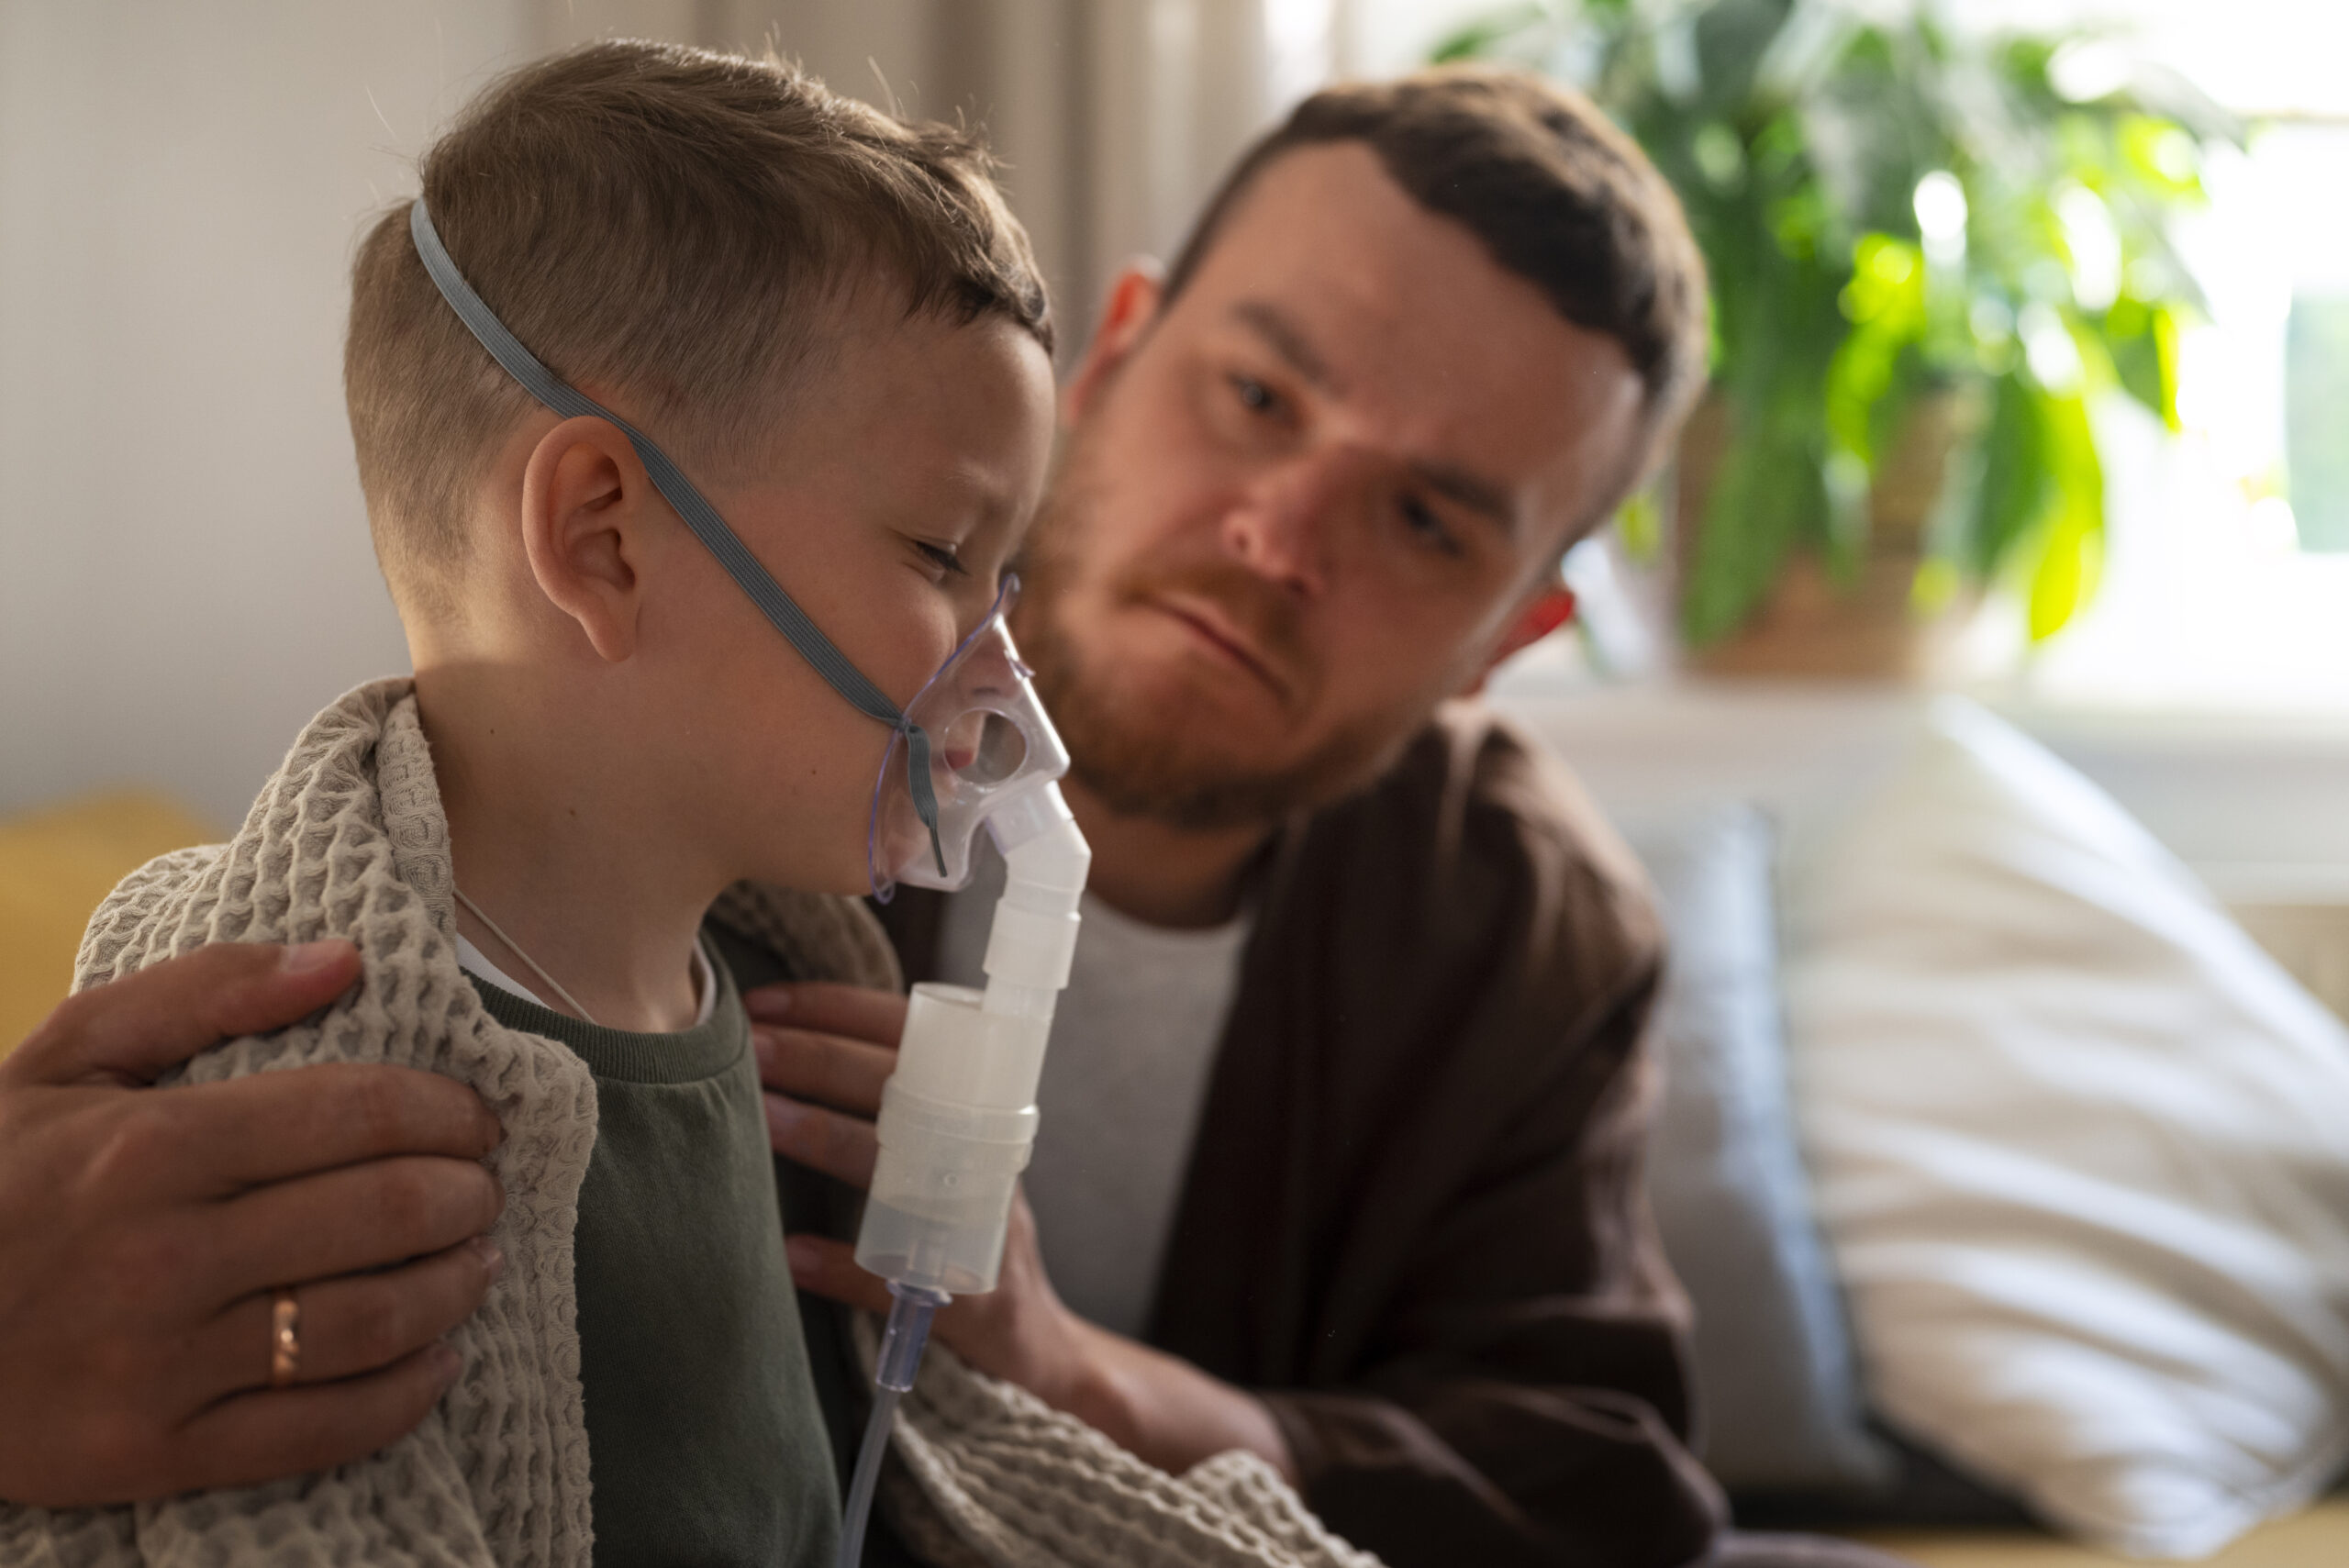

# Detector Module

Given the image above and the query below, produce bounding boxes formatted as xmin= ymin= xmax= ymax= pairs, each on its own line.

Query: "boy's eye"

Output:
xmin=915 ymin=540 xmax=971 ymax=580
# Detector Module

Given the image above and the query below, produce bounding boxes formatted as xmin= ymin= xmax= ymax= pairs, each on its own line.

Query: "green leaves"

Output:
xmin=1965 ymin=372 xmax=2105 ymax=639
xmin=1443 ymin=0 xmax=2218 ymax=647
xmin=1827 ymin=234 xmax=1926 ymax=468
xmin=2025 ymin=390 xmax=2105 ymax=640
xmin=1685 ymin=395 xmax=1829 ymax=643
xmin=2100 ymin=294 xmax=2183 ymax=430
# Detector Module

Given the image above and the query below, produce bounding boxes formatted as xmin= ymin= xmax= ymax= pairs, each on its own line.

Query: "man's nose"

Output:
xmin=1220 ymin=450 xmax=1359 ymax=597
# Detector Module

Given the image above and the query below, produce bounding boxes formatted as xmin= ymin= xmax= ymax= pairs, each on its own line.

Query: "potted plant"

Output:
xmin=1439 ymin=0 xmax=2236 ymax=671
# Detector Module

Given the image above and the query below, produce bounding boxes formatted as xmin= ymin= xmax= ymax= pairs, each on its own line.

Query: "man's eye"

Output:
xmin=1230 ymin=374 xmax=1278 ymax=415
xmin=1399 ymin=495 xmax=1462 ymax=557
xmin=915 ymin=540 xmax=970 ymax=579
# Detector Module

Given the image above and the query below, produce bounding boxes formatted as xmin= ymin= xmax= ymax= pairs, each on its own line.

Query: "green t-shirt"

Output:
xmin=467 ymin=940 xmax=840 ymax=1568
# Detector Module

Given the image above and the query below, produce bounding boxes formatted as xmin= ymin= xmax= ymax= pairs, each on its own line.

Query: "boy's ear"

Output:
xmin=1458 ymin=585 xmax=1576 ymax=698
xmin=518 ymin=416 xmax=653 ymax=662
xmin=1063 ymin=261 xmax=1165 ymax=426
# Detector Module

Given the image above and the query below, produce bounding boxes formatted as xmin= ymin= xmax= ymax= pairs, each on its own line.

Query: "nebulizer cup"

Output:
xmin=844 ymin=577 xmax=1091 ymax=1565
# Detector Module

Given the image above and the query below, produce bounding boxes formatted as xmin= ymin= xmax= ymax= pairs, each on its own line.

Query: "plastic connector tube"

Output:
xmin=837 ymin=1283 xmax=949 ymax=1568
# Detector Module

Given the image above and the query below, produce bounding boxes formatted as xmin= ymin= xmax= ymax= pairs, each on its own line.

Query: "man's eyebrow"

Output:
xmin=1232 ymin=300 xmax=1339 ymax=392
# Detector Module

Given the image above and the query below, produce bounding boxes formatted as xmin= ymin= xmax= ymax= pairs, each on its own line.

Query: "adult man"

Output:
xmin=1 ymin=67 xmax=1892 ymax=1568
xmin=763 ymin=72 xmax=1724 ymax=1568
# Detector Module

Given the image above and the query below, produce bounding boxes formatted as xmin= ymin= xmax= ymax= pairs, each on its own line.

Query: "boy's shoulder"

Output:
xmin=74 ymin=841 xmax=232 ymax=992
xmin=61 ymin=675 xmax=597 ymax=1133
xmin=74 ymin=677 xmax=430 ymax=995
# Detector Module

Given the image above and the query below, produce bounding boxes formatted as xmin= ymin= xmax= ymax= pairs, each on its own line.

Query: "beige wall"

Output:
xmin=0 ymin=1 xmax=532 ymax=828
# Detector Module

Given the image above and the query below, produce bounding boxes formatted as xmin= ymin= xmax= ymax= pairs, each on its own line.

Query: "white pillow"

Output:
xmin=1785 ymin=696 xmax=2349 ymax=1558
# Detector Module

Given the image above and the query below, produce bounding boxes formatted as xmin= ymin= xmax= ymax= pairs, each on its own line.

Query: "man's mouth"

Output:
xmin=1148 ymin=594 xmax=1293 ymax=704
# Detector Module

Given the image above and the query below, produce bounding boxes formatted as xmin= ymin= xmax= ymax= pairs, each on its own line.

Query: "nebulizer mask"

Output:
xmin=867 ymin=576 xmax=1073 ymax=898
xmin=411 ymin=203 xmax=1090 ymax=1567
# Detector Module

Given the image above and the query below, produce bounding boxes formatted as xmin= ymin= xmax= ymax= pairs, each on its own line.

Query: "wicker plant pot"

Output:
xmin=1675 ymin=392 xmax=1976 ymax=682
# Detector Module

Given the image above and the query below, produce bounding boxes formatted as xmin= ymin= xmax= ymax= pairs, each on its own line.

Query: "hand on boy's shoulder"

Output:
xmin=0 ymin=942 xmax=506 ymax=1507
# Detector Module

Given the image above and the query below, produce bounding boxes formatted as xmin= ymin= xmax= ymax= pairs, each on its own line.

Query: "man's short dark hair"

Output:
xmin=1165 ymin=67 xmax=1708 ymax=477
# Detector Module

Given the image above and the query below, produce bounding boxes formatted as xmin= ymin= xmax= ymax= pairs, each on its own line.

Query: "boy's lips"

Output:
xmin=1148 ymin=593 xmax=1292 ymax=704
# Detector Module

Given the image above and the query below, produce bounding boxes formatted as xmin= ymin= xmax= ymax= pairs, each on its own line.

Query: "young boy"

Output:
xmin=13 ymin=40 xmax=1051 ymax=1568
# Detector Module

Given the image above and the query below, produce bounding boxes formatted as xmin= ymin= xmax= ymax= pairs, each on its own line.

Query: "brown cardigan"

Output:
xmin=878 ymin=702 xmax=1727 ymax=1568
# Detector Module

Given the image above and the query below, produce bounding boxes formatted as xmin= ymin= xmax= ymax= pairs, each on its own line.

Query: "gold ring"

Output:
xmin=269 ymin=1289 xmax=301 ymax=1388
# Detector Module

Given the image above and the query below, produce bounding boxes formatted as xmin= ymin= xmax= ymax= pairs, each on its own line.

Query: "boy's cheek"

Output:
xmin=731 ymin=715 xmax=897 ymax=896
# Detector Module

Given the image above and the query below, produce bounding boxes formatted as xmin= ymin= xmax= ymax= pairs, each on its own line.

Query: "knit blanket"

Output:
xmin=0 ymin=679 xmax=1377 ymax=1568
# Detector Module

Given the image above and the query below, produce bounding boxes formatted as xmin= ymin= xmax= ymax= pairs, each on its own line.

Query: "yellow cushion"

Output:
xmin=0 ymin=791 xmax=218 ymax=1057
xmin=1853 ymin=1497 xmax=2349 ymax=1568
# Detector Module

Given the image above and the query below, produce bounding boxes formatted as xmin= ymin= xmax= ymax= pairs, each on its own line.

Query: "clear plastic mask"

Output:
xmin=869 ymin=576 xmax=1072 ymax=899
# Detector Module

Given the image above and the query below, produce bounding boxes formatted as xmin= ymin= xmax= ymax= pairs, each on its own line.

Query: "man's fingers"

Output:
xmin=7 ymin=941 xmax=362 ymax=1088
xmin=784 ymin=1234 xmax=892 ymax=1314
xmin=764 ymin=1094 xmax=878 ymax=1188
xmin=178 ymin=1064 xmax=501 ymax=1189
xmin=170 ymin=1342 xmax=464 ymax=1498
xmin=196 ymin=1238 xmax=503 ymax=1404
xmin=752 ymin=1026 xmax=895 ymax=1117
xmin=744 ymin=982 xmax=907 ymax=1048
xmin=205 ymin=1157 xmax=505 ymax=1306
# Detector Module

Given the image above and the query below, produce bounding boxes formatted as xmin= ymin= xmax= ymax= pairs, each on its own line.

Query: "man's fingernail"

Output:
xmin=752 ymin=1032 xmax=774 ymax=1069
xmin=750 ymin=989 xmax=791 ymax=1018
xmin=472 ymin=1236 xmax=507 ymax=1282
xmin=785 ymin=1236 xmax=822 ymax=1273
xmin=429 ymin=1342 xmax=462 ymax=1388
xmin=281 ymin=940 xmax=352 ymax=974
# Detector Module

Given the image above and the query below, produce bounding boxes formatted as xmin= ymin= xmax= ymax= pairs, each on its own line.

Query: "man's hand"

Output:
xmin=750 ymin=981 xmax=1297 ymax=1484
xmin=0 ymin=941 xmax=507 ymax=1507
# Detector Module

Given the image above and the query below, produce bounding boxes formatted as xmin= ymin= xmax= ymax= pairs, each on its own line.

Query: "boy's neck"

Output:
xmin=416 ymin=663 xmax=716 ymax=1034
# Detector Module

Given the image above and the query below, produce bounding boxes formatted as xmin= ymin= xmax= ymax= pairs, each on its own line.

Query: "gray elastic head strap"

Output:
xmin=406 ymin=199 xmax=945 ymax=877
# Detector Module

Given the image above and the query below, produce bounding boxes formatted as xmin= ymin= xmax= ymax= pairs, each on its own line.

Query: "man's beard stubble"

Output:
xmin=1012 ymin=416 xmax=1419 ymax=833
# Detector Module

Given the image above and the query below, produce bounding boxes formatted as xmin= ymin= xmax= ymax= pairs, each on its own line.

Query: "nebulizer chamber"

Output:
xmin=860 ymin=784 xmax=1086 ymax=1293
xmin=840 ymin=586 xmax=1090 ymax=1566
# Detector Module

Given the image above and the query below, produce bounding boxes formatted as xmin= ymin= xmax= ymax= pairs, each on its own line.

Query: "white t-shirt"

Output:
xmin=937 ymin=842 xmax=1252 ymax=1338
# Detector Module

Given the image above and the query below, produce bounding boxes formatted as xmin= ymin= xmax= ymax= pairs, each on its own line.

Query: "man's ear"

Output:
xmin=1459 ymin=585 xmax=1577 ymax=697
xmin=1063 ymin=261 xmax=1165 ymax=426
xmin=517 ymin=416 xmax=653 ymax=663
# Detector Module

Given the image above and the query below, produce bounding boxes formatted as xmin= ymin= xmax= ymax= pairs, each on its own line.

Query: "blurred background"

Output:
xmin=7 ymin=10 xmax=2349 ymax=1560
xmin=2 ymin=0 xmax=2345 ymax=962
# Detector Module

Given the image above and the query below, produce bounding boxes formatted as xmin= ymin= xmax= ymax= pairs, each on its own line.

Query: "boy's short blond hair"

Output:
xmin=345 ymin=40 xmax=1052 ymax=611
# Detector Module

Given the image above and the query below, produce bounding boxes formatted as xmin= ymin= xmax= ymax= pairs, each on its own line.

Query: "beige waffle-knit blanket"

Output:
xmin=0 ymin=679 xmax=1375 ymax=1568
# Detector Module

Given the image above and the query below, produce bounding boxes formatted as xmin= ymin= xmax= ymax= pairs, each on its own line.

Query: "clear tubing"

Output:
xmin=837 ymin=1284 xmax=948 ymax=1568
xmin=836 ymin=1385 xmax=898 ymax=1568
